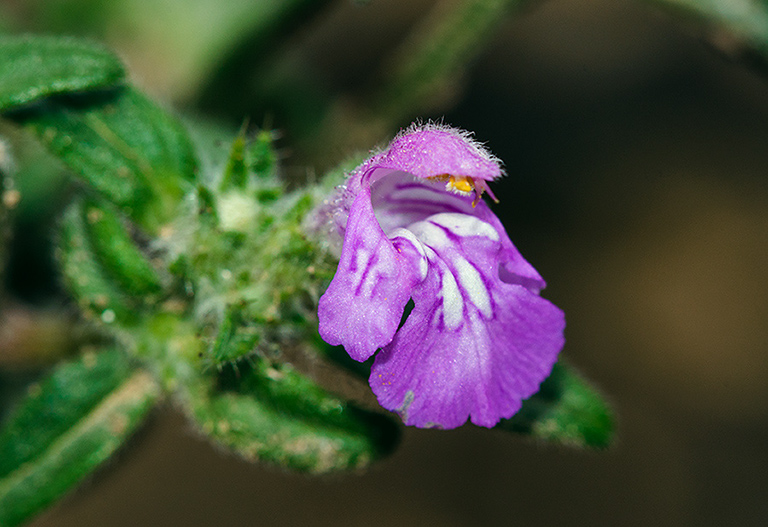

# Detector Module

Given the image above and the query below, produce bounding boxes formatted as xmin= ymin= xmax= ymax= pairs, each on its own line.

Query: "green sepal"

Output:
xmin=186 ymin=357 xmax=399 ymax=474
xmin=248 ymin=130 xmax=278 ymax=179
xmin=9 ymin=86 xmax=197 ymax=233
xmin=0 ymin=348 xmax=161 ymax=527
xmin=210 ymin=307 xmax=260 ymax=364
xmin=81 ymin=198 xmax=163 ymax=299
xmin=497 ymin=361 xmax=614 ymax=449
xmin=219 ymin=132 xmax=248 ymax=192
xmin=58 ymin=198 xmax=137 ymax=324
xmin=219 ymin=129 xmax=279 ymax=193
xmin=0 ymin=35 xmax=125 ymax=112
xmin=196 ymin=184 xmax=218 ymax=224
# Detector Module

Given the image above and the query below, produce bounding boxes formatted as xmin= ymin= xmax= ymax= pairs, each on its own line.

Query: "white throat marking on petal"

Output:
xmin=427 ymin=213 xmax=499 ymax=242
xmin=387 ymin=185 xmax=459 ymax=205
xmin=352 ymin=244 xmax=370 ymax=279
xmin=439 ymin=265 xmax=464 ymax=330
xmin=389 ymin=228 xmax=429 ymax=280
xmin=404 ymin=213 xmax=499 ymax=327
xmin=453 ymin=255 xmax=493 ymax=319
xmin=407 ymin=220 xmax=452 ymax=251
xmin=352 ymin=247 xmax=378 ymax=298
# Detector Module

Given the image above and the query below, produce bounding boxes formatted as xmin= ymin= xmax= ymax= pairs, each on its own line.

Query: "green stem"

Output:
xmin=301 ymin=0 xmax=538 ymax=167
xmin=195 ymin=0 xmax=335 ymax=118
xmin=372 ymin=0 xmax=534 ymax=121
xmin=646 ymin=0 xmax=768 ymax=63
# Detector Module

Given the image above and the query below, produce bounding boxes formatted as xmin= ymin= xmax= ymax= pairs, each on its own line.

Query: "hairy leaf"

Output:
xmin=9 ymin=87 xmax=197 ymax=232
xmin=59 ymin=198 xmax=139 ymax=324
xmin=0 ymin=349 xmax=160 ymax=527
xmin=0 ymin=35 xmax=125 ymax=111
xmin=186 ymin=358 xmax=399 ymax=474
xmin=497 ymin=361 xmax=615 ymax=449
xmin=81 ymin=198 xmax=163 ymax=298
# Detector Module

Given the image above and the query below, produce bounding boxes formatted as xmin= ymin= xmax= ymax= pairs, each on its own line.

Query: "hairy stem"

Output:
xmin=646 ymin=0 xmax=768 ymax=68
xmin=302 ymin=0 xmax=538 ymax=167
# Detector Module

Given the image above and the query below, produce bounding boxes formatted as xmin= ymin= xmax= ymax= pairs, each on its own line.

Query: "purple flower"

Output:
xmin=315 ymin=123 xmax=565 ymax=429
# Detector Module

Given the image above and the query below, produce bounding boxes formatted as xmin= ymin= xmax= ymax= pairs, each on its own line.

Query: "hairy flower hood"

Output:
xmin=314 ymin=123 xmax=565 ymax=429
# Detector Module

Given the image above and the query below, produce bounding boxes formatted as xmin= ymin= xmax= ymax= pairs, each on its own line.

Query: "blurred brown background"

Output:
xmin=7 ymin=0 xmax=768 ymax=525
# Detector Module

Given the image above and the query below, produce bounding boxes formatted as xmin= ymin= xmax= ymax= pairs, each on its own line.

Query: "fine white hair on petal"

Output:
xmin=398 ymin=120 xmax=506 ymax=177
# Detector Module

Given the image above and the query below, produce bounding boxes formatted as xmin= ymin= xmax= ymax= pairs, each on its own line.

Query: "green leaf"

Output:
xmin=0 ymin=349 xmax=161 ymax=527
xmin=59 ymin=198 xmax=140 ymax=325
xmin=130 ymin=311 xmax=398 ymax=474
xmin=0 ymin=349 xmax=130 ymax=477
xmin=81 ymin=198 xmax=163 ymax=298
xmin=9 ymin=86 xmax=197 ymax=232
xmin=0 ymin=35 xmax=125 ymax=112
xmin=186 ymin=357 xmax=399 ymax=474
xmin=497 ymin=362 xmax=614 ymax=449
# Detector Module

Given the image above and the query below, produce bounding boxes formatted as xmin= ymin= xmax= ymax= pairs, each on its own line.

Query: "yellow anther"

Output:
xmin=426 ymin=173 xmax=498 ymax=207
xmin=448 ymin=175 xmax=474 ymax=193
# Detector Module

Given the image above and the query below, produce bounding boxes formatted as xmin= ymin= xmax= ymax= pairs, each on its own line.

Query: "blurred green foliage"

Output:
xmin=3 ymin=0 xmax=762 ymax=522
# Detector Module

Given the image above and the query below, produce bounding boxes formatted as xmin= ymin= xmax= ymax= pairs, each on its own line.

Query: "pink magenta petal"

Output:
xmin=318 ymin=184 xmax=427 ymax=361
xmin=315 ymin=123 xmax=564 ymax=428
xmin=369 ymin=218 xmax=564 ymax=428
